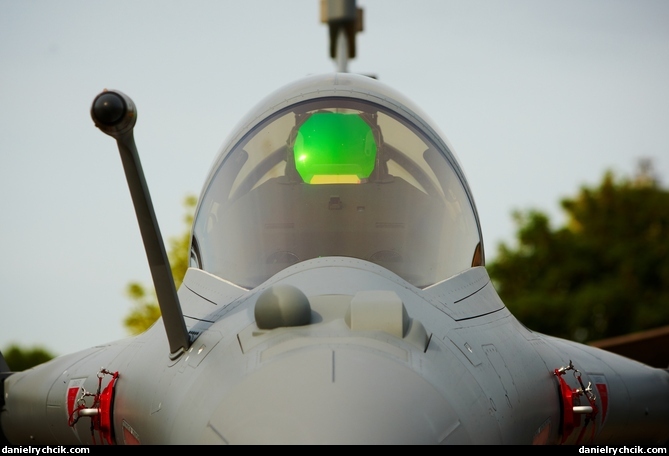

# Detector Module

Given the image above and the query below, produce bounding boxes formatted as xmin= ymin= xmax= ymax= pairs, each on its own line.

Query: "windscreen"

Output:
xmin=191 ymin=97 xmax=481 ymax=289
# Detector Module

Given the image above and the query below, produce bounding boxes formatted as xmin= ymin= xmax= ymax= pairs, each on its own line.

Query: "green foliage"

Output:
xmin=488 ymin=163 xmax=669 ymax=342
xmin=3 ymin=344 xmax=55 ymax=371
xmin=123 ymin=195 xmax=197 ymax=335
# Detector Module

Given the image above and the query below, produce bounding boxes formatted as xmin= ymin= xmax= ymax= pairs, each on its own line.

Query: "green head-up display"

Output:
xmin=294 ymin=112 xmax=377 ymax=184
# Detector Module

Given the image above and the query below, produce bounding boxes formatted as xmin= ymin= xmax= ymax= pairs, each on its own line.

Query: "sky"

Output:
xmin=2 ymin=0 xmax=668 ymax=356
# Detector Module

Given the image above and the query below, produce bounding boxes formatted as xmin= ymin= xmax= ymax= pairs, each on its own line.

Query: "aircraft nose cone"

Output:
xmin=201 ymin=346 xmax=470 ymax=444
xmin=91 ymin=92 xmax=126 ymax=126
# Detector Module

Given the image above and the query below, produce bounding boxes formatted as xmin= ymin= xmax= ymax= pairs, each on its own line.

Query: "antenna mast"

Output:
xmin=321 ymin=0 xmax=363 ymax=72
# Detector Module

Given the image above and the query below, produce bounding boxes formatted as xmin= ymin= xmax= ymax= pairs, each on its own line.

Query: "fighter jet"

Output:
xmin=2 ymin=1 xmax=668 ymax=445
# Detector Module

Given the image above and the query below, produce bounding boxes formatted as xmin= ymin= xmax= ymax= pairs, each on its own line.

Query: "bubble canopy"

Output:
xmin=191 ymin=74 xmax=484 ymax=289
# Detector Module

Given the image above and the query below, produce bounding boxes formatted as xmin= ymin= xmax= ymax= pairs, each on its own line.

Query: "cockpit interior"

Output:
xmin=192 ymin=83 xmax=482 ymax=289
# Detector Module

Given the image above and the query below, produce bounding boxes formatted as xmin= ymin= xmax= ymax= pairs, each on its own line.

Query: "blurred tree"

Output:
xmin=123 ymin=195 xmax=197 ymax=335
xmin=488 ymin=161 xmax=669 ymax=342
xmin=3 ymin=344 xmax=55 ymax=371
